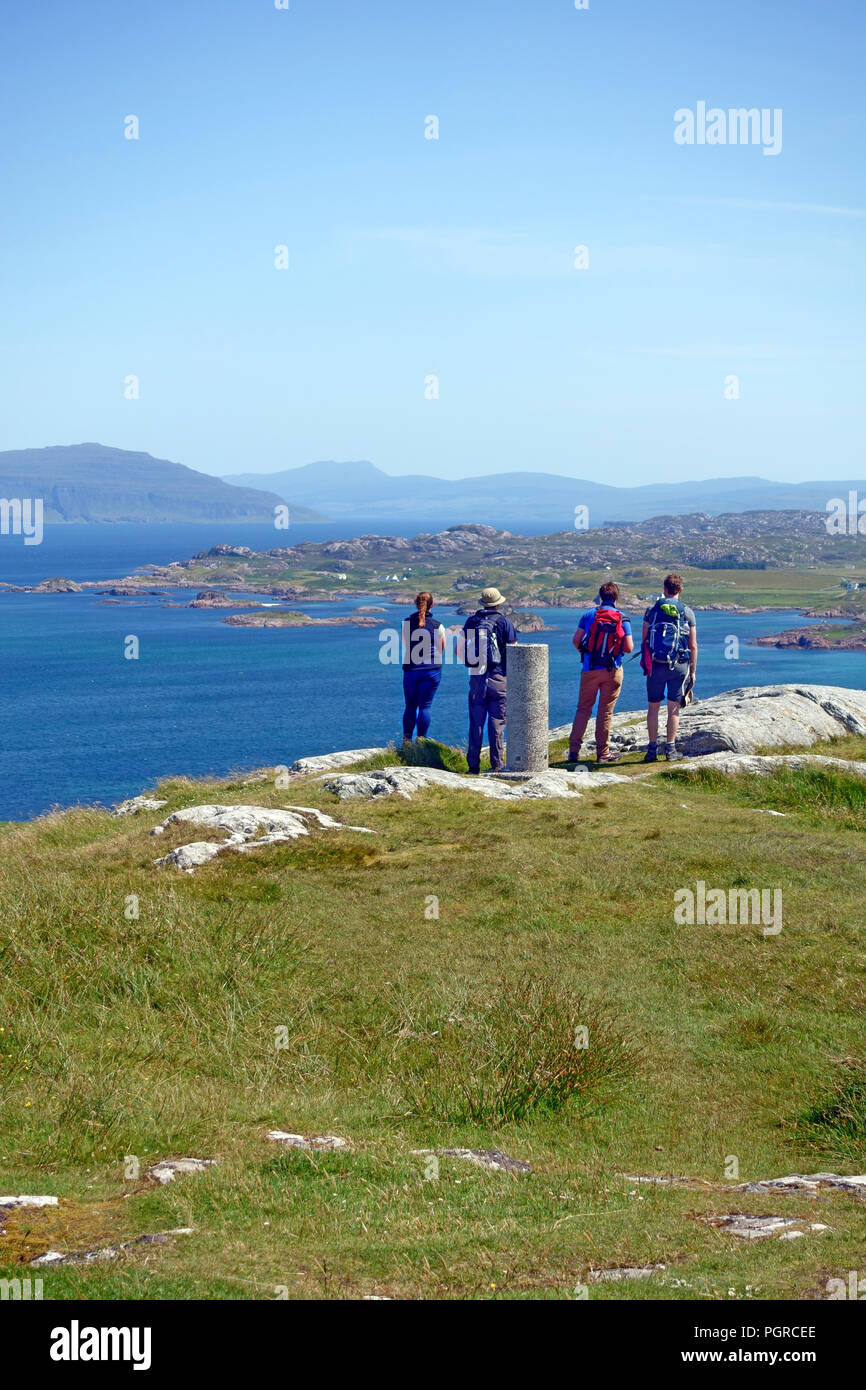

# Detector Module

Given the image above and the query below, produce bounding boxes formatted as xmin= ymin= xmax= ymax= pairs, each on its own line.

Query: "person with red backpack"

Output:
xmin=567 ymin=581 xmax=634 ymax=764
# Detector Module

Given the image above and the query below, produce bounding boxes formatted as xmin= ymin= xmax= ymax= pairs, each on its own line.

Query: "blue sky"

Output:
xmin=1 ymin=0 xmax=864 ymax=485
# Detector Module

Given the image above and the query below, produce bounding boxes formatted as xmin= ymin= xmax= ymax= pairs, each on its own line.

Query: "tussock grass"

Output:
xmin=349 ymin=738 xmax=476 ymax=774
xmin=665 ymin=762 xmax=866 ymax=829
xmin=395 ymin=977 xmax=636 ymax=1125
xmin=792 ymin=1063 xmax=866 ymax=1168
xmin=2 ymin=741 xmax=866 ymax=1299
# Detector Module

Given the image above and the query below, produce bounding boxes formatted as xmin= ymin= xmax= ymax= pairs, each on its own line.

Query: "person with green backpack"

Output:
xmin=641 ymin=573 xmax=698 ymax=762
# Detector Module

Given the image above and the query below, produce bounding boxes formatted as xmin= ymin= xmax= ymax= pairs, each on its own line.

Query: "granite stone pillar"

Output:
xmin=506 ymin=644 xmax=549 ymax=772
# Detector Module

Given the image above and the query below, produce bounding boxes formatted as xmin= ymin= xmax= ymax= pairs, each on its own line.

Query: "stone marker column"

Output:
xmin=506 ymin=644 xmax=549 ymax=772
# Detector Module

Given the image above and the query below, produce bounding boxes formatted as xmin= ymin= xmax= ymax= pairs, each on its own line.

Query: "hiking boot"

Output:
xmin=597 ymin=751 xmax=621 ymax=764
xmin=643 ymin=742 xmax=658 ymax=763
xmin=567 ymin=748 xmax=581 ymax=762
xmin=664 ymin=744 xmax=683 ymax=762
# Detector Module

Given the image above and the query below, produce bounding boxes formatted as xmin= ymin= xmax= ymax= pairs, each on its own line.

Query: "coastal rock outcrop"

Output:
xmin=324 ymin=766 xmax=628 ymax=801
xmin=558 ymin=684 xmax=866 ymax=758
xmin=676 ymin=752 xmax=866 ymax=779
xmin=34 ymin=577 xmax=82 ymax=592
xmin=223 ymin=611 xmax=380 ymax=628
xmin=187 ymin=590 xmax=262 ymax=609
xmin=152 ymin=802 xmax=373 ymax=871
xmin=292 ymin=748 xmax=389 ymax=774
xmin=112 ymin=795 xmax=168 ymax=816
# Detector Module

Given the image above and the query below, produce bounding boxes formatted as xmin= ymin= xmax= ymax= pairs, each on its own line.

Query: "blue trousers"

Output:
xmin=402 ymin=668 xmax=442 ymax=740
xmin=467 ymin=671 xmax=507 ymax=773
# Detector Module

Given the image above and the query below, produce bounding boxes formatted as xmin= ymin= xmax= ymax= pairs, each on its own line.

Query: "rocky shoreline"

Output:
xmin=291 ymin=683 xmax=866 ymax=771
xmin=751 ymin=622 xmax=866 ymax=651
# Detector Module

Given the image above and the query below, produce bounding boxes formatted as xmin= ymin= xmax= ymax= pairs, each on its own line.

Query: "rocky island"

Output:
xmin=8 ymin=512 xmax=866 ymax=644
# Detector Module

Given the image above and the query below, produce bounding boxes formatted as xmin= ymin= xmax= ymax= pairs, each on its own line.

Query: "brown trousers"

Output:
xmin=569 ymin=666 xmax=624 ymax=758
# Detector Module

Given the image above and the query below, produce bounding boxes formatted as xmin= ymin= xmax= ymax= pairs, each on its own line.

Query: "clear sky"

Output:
xmin=1 ymin=0 xmax=864 ymax=485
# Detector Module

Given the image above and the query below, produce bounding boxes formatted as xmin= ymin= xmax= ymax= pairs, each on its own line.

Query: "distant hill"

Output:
xmin=0 ymin=444 xmax=328 ymax=523
xmin=223 ymin=460 xmax=865 ymax=527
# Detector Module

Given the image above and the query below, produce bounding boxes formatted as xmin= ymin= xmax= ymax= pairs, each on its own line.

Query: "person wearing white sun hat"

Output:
xmin=461 ymin=586 xmax=517 ymax=774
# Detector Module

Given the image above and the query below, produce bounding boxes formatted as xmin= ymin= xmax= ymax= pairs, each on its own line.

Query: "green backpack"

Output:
xmin=647 ymin=599 xmax=690 ymax=668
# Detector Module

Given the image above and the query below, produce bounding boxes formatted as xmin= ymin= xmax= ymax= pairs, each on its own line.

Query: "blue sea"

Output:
xmin=2 ymin=523 xmax=864 ymax=821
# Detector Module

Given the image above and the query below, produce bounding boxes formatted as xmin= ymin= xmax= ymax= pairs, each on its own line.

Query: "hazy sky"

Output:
xmin=1 ymin=0 xmax=864 ymax=485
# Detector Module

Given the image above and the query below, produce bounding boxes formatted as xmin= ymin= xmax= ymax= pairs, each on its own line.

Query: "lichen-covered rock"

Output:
xmin=292 ymin=748 xmax=389 ymax=774
xmin=145 ymin=1158 xmax=216 ymax=1184
xmin=325 ymin=766 xmax=626 ymax=802
xmin=701 ymin=1214 xmax=830 ymax=1241
xmin=156 ymin=840 xmax=224 ymax=872
xmin=0 ymin=1195 xmax=59 ymax=1209
xmin=677 ymin=752 xmax=866 ymax=779
xmin=267 ymin=1132 xmax=351 ymax=1151
xmin=412 ymin=1147 xmax=531 ymax=1174
xmin=739 ymin=1172 xmax=866 ymax=1197
xmin=111 ymin=795 xmax=168 ymax=816
xmin=554 ymin=684 xmax=866 ymax=757
xmin=623 ymin=1171 xmax=866 ymax=1199
xmin=153 ymin=803 xmax=372 ymax=871
xmin=30 ymin=1229 xmax=194 ymax=1265
xmin=589 ymin=1263 xmax=666 ymax=1281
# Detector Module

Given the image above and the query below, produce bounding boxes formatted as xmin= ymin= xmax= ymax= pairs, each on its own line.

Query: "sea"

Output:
xmin=2 ymin=521 xmax=864 ymax=822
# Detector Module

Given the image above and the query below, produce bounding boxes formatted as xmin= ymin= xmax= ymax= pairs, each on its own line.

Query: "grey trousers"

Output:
xmin=468 ymin=672 xmax=507 ymax=773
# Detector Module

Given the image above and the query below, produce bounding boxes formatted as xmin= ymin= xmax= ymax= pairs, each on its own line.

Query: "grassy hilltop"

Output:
xmin=2 ymin=738 xmax=865 ymax=1300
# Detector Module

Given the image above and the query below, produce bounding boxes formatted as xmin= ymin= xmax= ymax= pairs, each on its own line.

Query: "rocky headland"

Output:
xmin=752 ymin=622 xmax=866 ymax=651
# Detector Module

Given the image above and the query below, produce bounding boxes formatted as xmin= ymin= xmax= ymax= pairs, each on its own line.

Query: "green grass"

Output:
xmin=1 ymin=749 xmax=865 ymax=1300
xmin=666 ymin=763 xmax=866 ymax=830
xmin=792 ymin=1064 xmax=866 ymax=1169
xmin=352 ymin=737 xmax=473 ymax=775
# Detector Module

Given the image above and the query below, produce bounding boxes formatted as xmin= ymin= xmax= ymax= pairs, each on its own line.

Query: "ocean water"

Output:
xmin=1 ymin=525 xmax=865 ymax=820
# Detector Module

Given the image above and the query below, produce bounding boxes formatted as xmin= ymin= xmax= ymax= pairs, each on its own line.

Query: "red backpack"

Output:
xmin=579 ymin=606 xmax=627 ymax=670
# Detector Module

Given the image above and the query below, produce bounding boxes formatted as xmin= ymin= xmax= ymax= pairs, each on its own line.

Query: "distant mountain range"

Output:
xmin=224 ymin=460 xmax=865 ymax=526
xmin=0 ymin=444 xmax=327 ymax=524
xmin=3 ymin=446 xmax=861 ymax=530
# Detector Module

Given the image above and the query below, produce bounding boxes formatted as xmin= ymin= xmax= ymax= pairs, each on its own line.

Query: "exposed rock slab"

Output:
xmin=739 ymin=1172 xmax=866 ymax=1197
xmin=675 ymin=685 xmax=866 ymax=755
xmin=325 ymin=766 xmax=627 ymax=802
xmin=623 ymin=1172 xmax=866 ymax=1199
xmin=145 ymin=1157 xmax=216 ymax=1185
xmin=677 ymin=752 xmax=866 ymax=780
xmin=158 ymin=840 xmax=225 ymax=871
xmin=589 ymin=1263 xmax=666 ymax=1281
xmin=292 ymin=748 xmax=388 ymax=774
xmin=0 ymin=1195 xmax=59 ymax=1209
xmin=701 ymin=1214 xmax=830 ymax=1241
xmin=112 ymin=795 xmax=168 ymax=816
xmin=412 ymin=1147 xmax=531 ymax=1174
xmin=152 ymin=803 xmax=372 ymax=871
xmin=554 ymin=684 xmax=866 ymax=758
xmin=623 ymin=1174 xmax=702 ymax=1187
xmin=30 ymin=1229 xmax=194 ymax=1266
xmin=701 ymin=686 xmax=854 ymax=754
xmin=267 ymin=1131 xmax=351 ymax=1151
